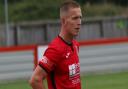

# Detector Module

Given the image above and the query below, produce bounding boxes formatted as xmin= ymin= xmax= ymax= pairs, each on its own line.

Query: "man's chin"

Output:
xmin=73 ymin=33 xmax=79 ymax=37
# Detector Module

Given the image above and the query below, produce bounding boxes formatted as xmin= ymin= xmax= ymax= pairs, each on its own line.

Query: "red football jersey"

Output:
xmin=39 ymin=36 xmax=81 ymax=89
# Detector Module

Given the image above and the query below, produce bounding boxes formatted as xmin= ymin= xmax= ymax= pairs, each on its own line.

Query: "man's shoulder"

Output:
xmin=48 ymin=37 xmax=65 ymax=52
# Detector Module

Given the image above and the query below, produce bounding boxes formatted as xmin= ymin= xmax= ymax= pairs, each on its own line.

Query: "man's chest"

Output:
xmin=55 ymin=46 xmax=80 ymax=76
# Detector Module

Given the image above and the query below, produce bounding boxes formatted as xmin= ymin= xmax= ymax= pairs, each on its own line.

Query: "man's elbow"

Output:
xmin=29 ymin=77 xmax=35 ymax=87
xmin=29 ymin=76 xmax=41 ymax=87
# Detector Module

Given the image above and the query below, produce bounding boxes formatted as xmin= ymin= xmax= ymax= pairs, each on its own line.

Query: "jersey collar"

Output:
xmin=58 ymin=35 xmax=73 ymax=46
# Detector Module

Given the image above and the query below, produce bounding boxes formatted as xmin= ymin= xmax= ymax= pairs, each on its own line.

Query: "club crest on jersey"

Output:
xmin=41 ymin=56 xmax=48 ymax=63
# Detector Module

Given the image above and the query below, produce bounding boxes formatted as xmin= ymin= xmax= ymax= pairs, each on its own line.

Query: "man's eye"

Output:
xmin=72 ymin=16 xmax=82 ymax=20
xmin=73 ymin=17 xmax=78 ymax=20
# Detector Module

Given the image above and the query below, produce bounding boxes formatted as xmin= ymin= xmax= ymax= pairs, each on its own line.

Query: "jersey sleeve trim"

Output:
xmin=39 ymin=63 xmax=49 ymax=73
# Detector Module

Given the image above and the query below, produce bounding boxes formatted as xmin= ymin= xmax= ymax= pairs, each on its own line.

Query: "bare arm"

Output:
xmin=29 ymin=65 xmax=47 ymax=89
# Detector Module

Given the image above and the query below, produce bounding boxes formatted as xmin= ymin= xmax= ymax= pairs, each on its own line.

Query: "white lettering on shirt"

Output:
xmin=68 ymin=63 xmax=80 ymax=77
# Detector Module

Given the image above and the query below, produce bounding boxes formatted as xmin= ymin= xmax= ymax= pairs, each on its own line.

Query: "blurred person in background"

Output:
xmin=29 ymin=0 xmax=82 ymax=89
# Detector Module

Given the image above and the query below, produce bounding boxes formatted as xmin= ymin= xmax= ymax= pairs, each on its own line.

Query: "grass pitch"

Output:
xmin=0 ymin=71 xmax=128 ymax=89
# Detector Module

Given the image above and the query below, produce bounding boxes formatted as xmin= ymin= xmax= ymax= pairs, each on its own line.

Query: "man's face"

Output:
xmin=64 ymin=7 xmax=82 ymax=36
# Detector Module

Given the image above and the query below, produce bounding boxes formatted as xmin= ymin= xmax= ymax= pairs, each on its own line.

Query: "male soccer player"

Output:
xmin=29 ymin=0 xmax=82 ymax=89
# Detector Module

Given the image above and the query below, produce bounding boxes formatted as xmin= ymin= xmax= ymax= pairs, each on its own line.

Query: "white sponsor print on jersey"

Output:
xmin=72 ymin=78 xmax=80 ymax=84
xmin=68 ymin=63 xmax=81 ymax=84
xmin=68 ymin=63 xmax=80 ymax=77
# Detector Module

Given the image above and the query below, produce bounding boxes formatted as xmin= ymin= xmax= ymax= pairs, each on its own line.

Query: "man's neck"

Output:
xmin=59 ymin=32 xmax=73 ymax=44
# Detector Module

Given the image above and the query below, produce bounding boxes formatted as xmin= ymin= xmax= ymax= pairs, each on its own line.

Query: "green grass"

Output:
xmin=0 ymin=80 xmax=31 ymax=89
xmin=82 ymin=71 xmax=128 ymax=89
xmin=0 ymin=71 xmax=128 ymax=89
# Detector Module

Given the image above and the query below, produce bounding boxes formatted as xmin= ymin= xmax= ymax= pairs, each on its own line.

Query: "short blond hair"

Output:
xmin=60 ymin=0 xmax=80 ymax=18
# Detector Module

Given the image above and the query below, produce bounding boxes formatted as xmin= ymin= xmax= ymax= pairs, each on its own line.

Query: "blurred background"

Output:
xmin=0 ymin=0 xmax=128 ymax=89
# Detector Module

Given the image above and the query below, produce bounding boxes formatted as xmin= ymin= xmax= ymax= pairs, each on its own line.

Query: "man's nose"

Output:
xmin=77 ymin=19 xmax=81 ymax=25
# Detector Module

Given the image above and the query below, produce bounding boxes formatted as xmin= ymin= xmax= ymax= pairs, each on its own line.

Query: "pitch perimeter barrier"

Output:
xmin=79 ymin=37 xmax=128 ymax=74
xmin=0 ymin=37 xmax=128 ymax=81
xmin=0 ymin=45 xmax=37 ymax=81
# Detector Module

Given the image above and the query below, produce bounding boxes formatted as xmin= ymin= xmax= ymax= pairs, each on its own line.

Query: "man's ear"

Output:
xmin=61 ymin=18 xmax=66 ymax=25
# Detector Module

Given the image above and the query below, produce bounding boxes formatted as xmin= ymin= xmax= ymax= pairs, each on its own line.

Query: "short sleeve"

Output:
xmin=39 ymin=47 xmax=61 ymax=73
